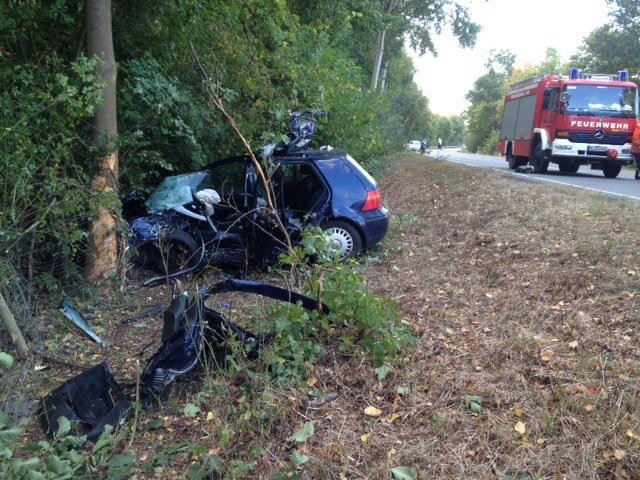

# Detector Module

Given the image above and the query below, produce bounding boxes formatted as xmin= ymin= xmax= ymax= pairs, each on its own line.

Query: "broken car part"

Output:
xmin=124 ymin=109 xmax=389 ymax=281
xmin=40 ymin=362 xmax=129 ymax=442
xmin=59 ymin=300 xmax=105 ymax=346
xmin=40 ymin=279 xmax=325 ymax=441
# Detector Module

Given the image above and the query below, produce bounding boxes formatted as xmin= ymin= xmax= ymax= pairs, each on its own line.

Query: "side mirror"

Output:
xmin=560 ymin=92 xmax=571 ymax=106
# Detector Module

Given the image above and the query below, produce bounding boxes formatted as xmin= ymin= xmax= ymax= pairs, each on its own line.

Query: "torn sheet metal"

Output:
xmin=59 ymin=300 xmax=105 ymax=345
xmin=40 ymin=280 xmax=325 ymax=442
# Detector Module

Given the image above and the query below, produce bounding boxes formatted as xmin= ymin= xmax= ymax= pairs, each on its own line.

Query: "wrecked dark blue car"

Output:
xmin=123 ymin=111 xmax=389 ymax=277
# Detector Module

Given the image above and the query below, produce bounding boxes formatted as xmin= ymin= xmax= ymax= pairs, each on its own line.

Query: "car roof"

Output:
xmin=275 ymin=148 xmax=347 ymax=164
xmin=205 ymin=149 xmax=348 ymax=170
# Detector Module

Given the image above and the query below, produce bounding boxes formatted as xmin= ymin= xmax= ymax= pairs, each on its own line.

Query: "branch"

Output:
xmin=190 ymin=42 xmax=294 ymax=254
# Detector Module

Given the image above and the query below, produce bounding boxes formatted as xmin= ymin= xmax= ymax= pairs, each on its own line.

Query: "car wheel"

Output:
xmin=558 ymin=160 xmax=580 ymax=174
xmin=146 ymin=230 xmax=202 ymax=274
xmin=602 ymin=163 xmax=621 ymax=178
xmin=322 ymin=221 xmax=363 ymax=261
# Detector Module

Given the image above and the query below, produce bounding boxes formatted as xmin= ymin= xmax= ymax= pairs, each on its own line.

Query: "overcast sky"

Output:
xmin=410 ymin=0 xmax=611 ymax=116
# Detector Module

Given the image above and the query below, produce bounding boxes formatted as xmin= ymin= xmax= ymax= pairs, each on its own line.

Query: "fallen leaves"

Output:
xmin=602 ymin=448 xmax=626 ymax=460
xmin=364 ymin=406 xmax=383 ymax=417
xmin=514 ymin=421 xmax=526 ymax=435
xmin=391 ymin=466 xmax=418 ymax=480
xmin=290 ymin=422 xmax=315 ymax=443
xmin=626 ymin=430 xmax=640 ymax=440
xmin=540 ymin=350 xmax=554 ymax=362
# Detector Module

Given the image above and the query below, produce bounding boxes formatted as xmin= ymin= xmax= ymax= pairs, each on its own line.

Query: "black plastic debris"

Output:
xmin=120 ymin=305 xmax=165 ymax=325
xmin=40 ymin=363 xmax=130 ymax=442
xmin=40 ymin=279 xmax=325 ymax=441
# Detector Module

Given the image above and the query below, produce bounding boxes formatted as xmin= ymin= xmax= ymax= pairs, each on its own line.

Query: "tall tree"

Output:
xmin=464 ymin=50 xmax=514 ymax=153
xmin=371 ymin=0 xmax=480 ymax=91
xmin=571 ymin=0 xmax=640 ymax=78
xmin=85 ymin=0 xmax=119 ymax=282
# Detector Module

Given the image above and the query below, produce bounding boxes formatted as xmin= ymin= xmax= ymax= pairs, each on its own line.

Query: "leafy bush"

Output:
xmin=0 ymin=55 xmax=105 ymax=306
xmin=260 ymin=228 xmax=415 ymax=381
xmin=118 ymin=56 xmax=204 ymax=193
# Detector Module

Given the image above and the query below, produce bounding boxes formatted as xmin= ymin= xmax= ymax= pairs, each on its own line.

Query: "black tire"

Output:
xmin=146 ymin=230 xmax=202 ymax=274
xmin=558 ymin=161 xmax=580 ymax=174
xmin=531 ymin=142 xmax=549 ymax=173
xmin=507 ymin=147 xmax=517 ymax=169
xmin=322 ymin=220 xmax=363 ymax=261
xmin=602 ymin=163 xmax=622 ymax=178
xmin=209 ymin=247 xmax=249 ymax=269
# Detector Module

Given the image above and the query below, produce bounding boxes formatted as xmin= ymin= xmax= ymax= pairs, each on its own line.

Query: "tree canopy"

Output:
xmin=1 ymin=0 xmax=452 ymax=292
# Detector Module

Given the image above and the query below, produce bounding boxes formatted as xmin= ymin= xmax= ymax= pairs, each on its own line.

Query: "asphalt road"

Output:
xmin=427 ymin=148 xmax=640 ymax=202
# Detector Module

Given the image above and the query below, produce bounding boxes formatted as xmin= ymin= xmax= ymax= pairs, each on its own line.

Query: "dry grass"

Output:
xmin=6 ymin=153 xmax=640 ymax=479
xmin=297 ymin=154 xmax=640 ymax=479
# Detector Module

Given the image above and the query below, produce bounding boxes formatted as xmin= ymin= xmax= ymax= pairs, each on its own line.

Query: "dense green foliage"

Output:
xmin=571 ymin=0 xmax=640 ymax=79
xmin=0 ymin=0 xmax=454 ymax=303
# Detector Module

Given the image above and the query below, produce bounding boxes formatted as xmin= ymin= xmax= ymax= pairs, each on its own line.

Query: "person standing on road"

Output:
xmin=632 ymin=123 xmax=640 ymax=179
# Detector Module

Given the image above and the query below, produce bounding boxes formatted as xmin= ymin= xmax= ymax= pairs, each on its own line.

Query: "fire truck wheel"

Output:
xmin=531 ymin=143 xmax=549 ymax=173
xmin=558 ymin=161 xmax=580 ymax=174
xmin=507 ymin=149 xmax=516 ymax=169
xmin=507 ymin=150 xmax=524 ymax=169
xmin=602 ymin=163 xmax=621 ymax=178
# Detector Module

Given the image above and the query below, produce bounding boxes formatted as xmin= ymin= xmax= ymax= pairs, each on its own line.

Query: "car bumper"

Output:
xmin=551 ymin=140 xmax=634 ymax=163
xmin=362 ymin=205 xmax=390 ymax=246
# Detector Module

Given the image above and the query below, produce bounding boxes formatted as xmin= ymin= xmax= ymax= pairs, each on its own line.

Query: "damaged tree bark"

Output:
xmin=0 ymin=291 xmax=29 ymax=358
xmin=85 ymin=0 xmax=120 ymax=283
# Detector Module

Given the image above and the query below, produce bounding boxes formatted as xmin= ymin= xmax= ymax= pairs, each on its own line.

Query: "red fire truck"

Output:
xmin=498 ymin=69 xmax=638 ymax=178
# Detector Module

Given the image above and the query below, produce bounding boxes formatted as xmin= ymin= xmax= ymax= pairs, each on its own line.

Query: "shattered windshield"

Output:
xmin=564 ymin=84 xmax=637 ymax=117
xmin=145 ymin=172 xmax=213 ymax=211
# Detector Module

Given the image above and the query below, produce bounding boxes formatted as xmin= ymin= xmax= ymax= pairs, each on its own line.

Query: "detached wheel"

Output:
xmin=531 ymin=142 xmax=549 ymax=173
xmin=558 ymin=161 xmax=580 ymax=174
xmin=602 ymin=163 xmax=621 ymax=178
xmin=322 ymin=221 xmax=362 ymax=261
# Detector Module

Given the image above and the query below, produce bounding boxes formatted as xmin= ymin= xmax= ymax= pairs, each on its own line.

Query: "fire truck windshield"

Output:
xmin=563 ymin=84 xmax=637 ymax=118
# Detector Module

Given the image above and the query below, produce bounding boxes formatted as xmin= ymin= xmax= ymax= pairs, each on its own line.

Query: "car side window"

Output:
xmin=544 ymin=88 xmax=560 ymax=112
xmin=209 ymin=162 xmax=247 ymax=194
xmin=280 ymin=163 xmax=325 ymax=213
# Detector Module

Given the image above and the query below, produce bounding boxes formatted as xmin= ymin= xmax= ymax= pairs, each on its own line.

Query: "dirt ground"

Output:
xmin=6 ymin=153 xmax=640 ymax=479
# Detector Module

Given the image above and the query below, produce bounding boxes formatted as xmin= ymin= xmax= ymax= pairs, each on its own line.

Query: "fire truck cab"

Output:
xmin=498 ymin=69 xmax=638 ymax=178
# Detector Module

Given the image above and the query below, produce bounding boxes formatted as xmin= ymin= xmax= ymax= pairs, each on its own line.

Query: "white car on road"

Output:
xmin=406 ymin=140 xmax=422 ymax=152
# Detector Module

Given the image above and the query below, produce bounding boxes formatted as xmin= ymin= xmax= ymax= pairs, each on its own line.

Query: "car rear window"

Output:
xmin=344 ymin=154 xmax=377 ymax=188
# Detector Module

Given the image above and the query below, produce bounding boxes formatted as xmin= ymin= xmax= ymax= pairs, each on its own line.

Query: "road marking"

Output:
xmin=442 ymin=155 xmax=640 ymax=202
xmin=504 ymin=171 xmax=640 ymax=201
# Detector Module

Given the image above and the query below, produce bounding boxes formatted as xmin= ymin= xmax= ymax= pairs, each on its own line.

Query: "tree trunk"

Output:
xmin=85 ymin=0 xmax=119 ymax=283
xmin=0 ymin=291 xmax=29 ymax=358
xmin=371 ymin=29 xmax=386 ymax=91
xmin=380 ymin=57 xmax=390 ymax=93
